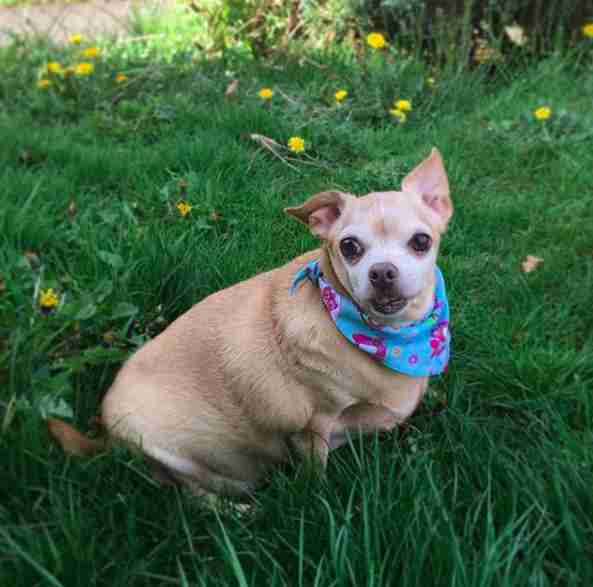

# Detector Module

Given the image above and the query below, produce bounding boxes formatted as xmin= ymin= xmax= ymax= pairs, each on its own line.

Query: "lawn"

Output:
xmin=1 ymin=24 xmax=593 ymax=586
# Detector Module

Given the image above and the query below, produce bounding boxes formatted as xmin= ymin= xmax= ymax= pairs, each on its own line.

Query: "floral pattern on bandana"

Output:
xmin=290 ymin=261 xmax=451 ymax=377
xmin=321 ymin=285 xmax=341 ymax=320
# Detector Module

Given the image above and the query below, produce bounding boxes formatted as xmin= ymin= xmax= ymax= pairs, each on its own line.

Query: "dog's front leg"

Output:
xmin=289 ymin=418 xmax=334 ymax=468
xmin=329 ymin=403 xmax=401 ymax=450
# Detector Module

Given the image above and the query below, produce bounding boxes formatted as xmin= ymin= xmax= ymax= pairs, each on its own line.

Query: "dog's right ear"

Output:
xmin=284 ymin=191 xmax=350 ymax=239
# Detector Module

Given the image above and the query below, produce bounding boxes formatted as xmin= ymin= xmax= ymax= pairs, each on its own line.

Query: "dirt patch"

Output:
xmin=0 ymin=0 xmax=166 ymax=46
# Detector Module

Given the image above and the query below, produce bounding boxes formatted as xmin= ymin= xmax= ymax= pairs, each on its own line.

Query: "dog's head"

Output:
xmin=286 ymin=148 xmax=452 ymax=325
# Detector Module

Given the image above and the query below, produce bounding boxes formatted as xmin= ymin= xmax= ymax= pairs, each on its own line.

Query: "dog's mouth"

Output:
xmin=370 ymin=297 xmax=408 ymax=315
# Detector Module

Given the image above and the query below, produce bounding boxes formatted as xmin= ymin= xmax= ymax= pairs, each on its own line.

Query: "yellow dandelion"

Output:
xmin=533 ymin=106 xmax=552 ymax=121
xmin=46 ymin=62 xmax=63 ymax=74
xmin=474 ymin=39 xmax=499 ymax=64
xmin=394 ymin=99 xmax=412 ymax=112
xmin=582 ymin=23 xmax=593 ymax=38
xmin=80 ymin=47 xmax=101 ymax=58
xmin=258 ymin=88 xmax=273 ymax=100
xmin=69 ymin=33 xmax=83 ymax=45
xmin=367 ymin=32 xmax=386 ymax=49
xmin=389 ymin=108 xmax=407 ymax=123
xmin=176 ymin=201 xmax=192 ymax=217
xmin=37 ymin=79 xmax=52 ymax=89
xmin=115 ymin=73 xmax=128 ymax=83
xmin=39 ymin=288 xmax=59 ymax=310
xmin=335 ymin=89 xmax=348 ymax=103
xmin=287 ymin=136 xmax=305 ymax=153
xmin=74 ymin=62 xmax=94 ymax=76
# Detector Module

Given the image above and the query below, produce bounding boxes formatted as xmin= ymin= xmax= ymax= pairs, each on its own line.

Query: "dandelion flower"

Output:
xmin=46 ymin=62 xmax=63 ymax=74
xmin=389 ymin=108 xmax=407 ymax=123
xmin=39 ymin=288 xmax=59 ymax=310
xmin=74 ymin=62 xmax=94 ymax=76
xmin=115 ymin=73 xmax=128 ymax=83
xmin=582 ymin=23 xmax=593 ymax=38
xmin=335 ymin=90 xmax=348 ymax=103
xmin=176 ymin=201 xmax=192 ymax=217
xmin=367 ymin=32 xmax=386 ymax=49
xmin=80 ymin=47 xmax=101 ymax=58
xmin=258 ymin=88 xmax=273 ymax=100
xmin=474 ymin=39 xmax=500 ymax=64
xmin=287 ymin=136 xmax=305 ymax=153
xmin=37 ymin=79 xmax=52 ymax=89
xmin=533 ymin=106 xmax=552 ymax=121
xmin=394 ymin=99 xmax=412 ymax=112
xmin=69 ymin=33 xmax=83 ymax=45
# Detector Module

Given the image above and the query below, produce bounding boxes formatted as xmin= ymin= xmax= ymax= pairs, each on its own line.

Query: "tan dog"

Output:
xmin=49 ymin=148 xmax=453 ymax=498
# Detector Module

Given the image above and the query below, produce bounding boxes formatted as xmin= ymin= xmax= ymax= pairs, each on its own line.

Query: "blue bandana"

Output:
xmin=290 ymin=260 xmax=450 ymax=377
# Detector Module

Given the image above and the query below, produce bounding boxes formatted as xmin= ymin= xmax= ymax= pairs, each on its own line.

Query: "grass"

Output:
xmin=1 ymin=24 xmax=593 ymax=586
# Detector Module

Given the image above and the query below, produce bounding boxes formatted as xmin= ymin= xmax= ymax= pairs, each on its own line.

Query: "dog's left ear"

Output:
xmin=285 ymin=191 xmax=351 ymax=239
xmin=402 ymin=148 xmax=453 ymax=228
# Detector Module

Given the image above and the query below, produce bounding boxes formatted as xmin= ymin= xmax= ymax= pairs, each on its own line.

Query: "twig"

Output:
xmin=114 ymin=33 xmax=166 ymax=44
xmin=248 ymin=134 xmax=300 ymax=172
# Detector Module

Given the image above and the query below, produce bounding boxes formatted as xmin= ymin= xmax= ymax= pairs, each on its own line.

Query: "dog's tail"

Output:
xmin=47 ymin=418 xmax=106 ymax=456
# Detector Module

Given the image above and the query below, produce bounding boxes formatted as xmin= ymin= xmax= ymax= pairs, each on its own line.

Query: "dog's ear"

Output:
xmin=285 ymin=191 xmax=350 ymax=239
xmin=402 ymin=148 xmax=453 ymax=227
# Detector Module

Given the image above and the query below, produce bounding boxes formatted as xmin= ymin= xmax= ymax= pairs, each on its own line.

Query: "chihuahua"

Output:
xmin=49 ymin=148 xmax=453 ymax=498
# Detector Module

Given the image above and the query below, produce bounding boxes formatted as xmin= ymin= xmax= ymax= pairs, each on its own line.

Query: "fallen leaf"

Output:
xmin=505 ymin=23 xmax=527 ymax=47
xmin=225 ymin=79 xmax=239 ymax=98
xmin=521 ymin=255 xmax=543 ymax=273
xmin=24 ymin=250 xmax=40 ymax=270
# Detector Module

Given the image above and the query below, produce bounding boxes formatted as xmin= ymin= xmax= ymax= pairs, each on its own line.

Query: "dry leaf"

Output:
xmin=24 ymin=250 xmax=40 ymax=269
xmin=47 ymin=418 xmax=104 ymax=456
xmin=225 ymin=79 xmax=239 ymax=98
xmin=505 ymin=23 xmax=527 ymax=47
xmin=249 ymin=133 xmax=282 ymax=150
xmin=521 ymin=255 xmax=543 ymax=273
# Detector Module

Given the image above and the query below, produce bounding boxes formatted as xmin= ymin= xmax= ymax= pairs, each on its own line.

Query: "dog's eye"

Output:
xmin=409 ymin=233 xmax=432 ymax=253
xmin=340 ymin=237 xmax=364 ymax=261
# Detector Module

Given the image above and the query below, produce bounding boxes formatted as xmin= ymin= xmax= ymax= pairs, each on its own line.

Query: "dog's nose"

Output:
xmin=369 ymin=263 xmax=398 ymax=290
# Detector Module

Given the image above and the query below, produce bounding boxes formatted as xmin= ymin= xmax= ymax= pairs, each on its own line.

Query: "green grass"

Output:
xmin=1 ymin=29 xmax=593 ymax=586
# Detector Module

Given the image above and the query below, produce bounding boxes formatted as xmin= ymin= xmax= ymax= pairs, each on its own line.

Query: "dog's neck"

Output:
xmin=318 ymin=247 xmax=350 ymax=298
xmin=318 ymin=246 xmax=436 ymax=326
